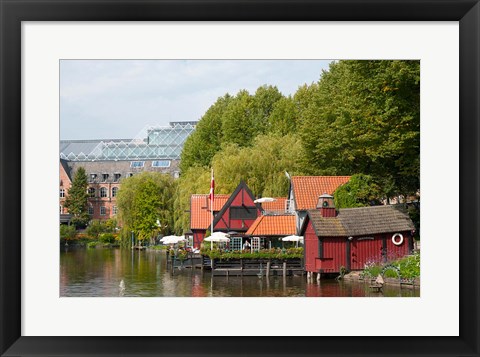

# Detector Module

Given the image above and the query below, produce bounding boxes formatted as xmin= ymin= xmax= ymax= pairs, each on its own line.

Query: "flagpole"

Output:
xmin=210 ymin=168 xmax=214 ymax=249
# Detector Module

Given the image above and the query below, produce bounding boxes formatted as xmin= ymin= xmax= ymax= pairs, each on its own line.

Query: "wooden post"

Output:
xmin=283 ymin=261 xmax=287 ymax=277
xmin=211 ymin=258 xmax=215 ymax=277
xmin=266 ymin=260 xmax=271 ymax=277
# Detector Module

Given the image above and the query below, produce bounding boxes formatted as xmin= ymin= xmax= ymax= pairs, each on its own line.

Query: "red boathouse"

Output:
xmin=301 ymin=194 xmax=415 ymax=275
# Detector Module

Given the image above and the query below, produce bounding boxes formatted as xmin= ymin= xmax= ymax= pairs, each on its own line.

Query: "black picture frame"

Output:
xmin=1 ymin=1 xmax=478 ymax=356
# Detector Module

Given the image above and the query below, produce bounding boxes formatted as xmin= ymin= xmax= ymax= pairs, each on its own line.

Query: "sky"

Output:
xmin=60 ymin=59 xmax=332 ymax=140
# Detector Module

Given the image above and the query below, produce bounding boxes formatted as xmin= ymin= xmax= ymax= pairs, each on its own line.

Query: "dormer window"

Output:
xmin=89 ymin=174 xmax=97 ymax=183
xmin=102 ymin=173 xmax=109 ymax=182
xmin=113 ymin=173 xmax=121 ymax=182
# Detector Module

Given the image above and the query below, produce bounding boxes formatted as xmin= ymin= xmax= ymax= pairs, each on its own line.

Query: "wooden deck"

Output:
xmin=208 ymin=258 xmax=304 ymax=277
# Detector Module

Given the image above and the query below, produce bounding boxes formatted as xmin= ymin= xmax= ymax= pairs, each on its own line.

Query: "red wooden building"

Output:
xmin=190 ymin=194 xmax=230 ymax=249
xmin=189 ymin=181 xmax=261 ymax=249
xmin=301 ymin=194 xmax=415 ymax=276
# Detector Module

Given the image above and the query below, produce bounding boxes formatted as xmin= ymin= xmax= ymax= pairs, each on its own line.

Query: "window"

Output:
xmin=152 ymin=160 xmax=171 ymax=168
xmin=89 ymin=174 xmax=97 ymax=183
xmin=112 ymin=206 xmax=118 ymax=215
xmin=251 ymin=237 xmax=264 ymax=252
xmin=60 ymin=189 xmax=65 ymax=198
xmin=100 ymin=206 xmax=106 ymax=215
xmin=127 ymin=173 xmax=134 ymax=178
xmin=130 ymin=161 xmax=144 ymax=168
xmin=100 ymin=187 xmax=108 ymax=198
xmin=186 ymin=236 xmax=193 ymax=248
xmin=230 ymin=237 xmax=242 ymax=251
xmin=102 ymin=173 xmax=109 ymax=182
xmin=88 ymin=187 xmax=96 ymax=198
xmin=113 ymin=173 xmax=121 ymax=182
xmin=285 ymin=199 xmax=295 ymax=213
xmin=112 ymin=187 xmax=118 ymax=197
xmin=230 ymin=206 xmax=257 ymax=220
xmin=88 ymin=206 xmax=94 ymax=215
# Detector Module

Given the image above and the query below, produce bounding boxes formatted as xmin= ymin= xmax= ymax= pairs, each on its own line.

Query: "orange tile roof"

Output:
xmin=190 ymin=194 xmax=230 ymax=230
xmin=246 ymin=215 xmax=296 ymax=236
xmin=261 ymin=197 xmax=287 ymax=211
xmin=292 ymin=176 xmax=351 ymax=210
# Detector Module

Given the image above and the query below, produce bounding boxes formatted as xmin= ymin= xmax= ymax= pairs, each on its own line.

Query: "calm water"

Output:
xmin=60 ymin=247 xmax=419 ymax=297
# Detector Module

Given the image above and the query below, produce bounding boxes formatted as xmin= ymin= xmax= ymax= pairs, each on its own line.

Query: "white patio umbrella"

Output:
xmin=204 ymin=231 xmax=230 ymax=249
xmin=162 ymin=235 xmax=186 ymax=245
xmin=254 ymin=197 xmax=277 ymax=203
xmin=160 ymin=235 xmax=178 ymax=243
xmin=282 ymin=235 xmax=304 ymax=247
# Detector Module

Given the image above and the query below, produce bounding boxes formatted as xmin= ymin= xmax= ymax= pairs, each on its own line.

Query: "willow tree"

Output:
xmin=116 ymin=172 xmax=176 ymax=246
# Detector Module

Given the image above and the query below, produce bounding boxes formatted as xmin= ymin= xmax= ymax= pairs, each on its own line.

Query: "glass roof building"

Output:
xmin=60 ymin=121 xmax=197 ymax=162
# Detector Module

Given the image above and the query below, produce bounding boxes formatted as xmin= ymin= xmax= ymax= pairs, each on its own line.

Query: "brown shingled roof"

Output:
xmin=246 ymin=215 xmax=296 ymax=236
xmin=307 ymin=205 xmax=415 ymax=237
xmin=190 ymin=194 xmax=230 ymax=230
xmin=291 ymin=176 xmax=351 ymax=210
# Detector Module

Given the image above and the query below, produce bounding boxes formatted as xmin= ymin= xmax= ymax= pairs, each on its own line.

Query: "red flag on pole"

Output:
xmin=210 ymin=169 xmax=214 ymax=235
xmin=209 ymin=169 xmax=215 ymax=204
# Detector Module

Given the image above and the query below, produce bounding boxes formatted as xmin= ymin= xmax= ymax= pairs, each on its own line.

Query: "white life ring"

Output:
xmin=392 ymin=233 xmax=404 ymax=246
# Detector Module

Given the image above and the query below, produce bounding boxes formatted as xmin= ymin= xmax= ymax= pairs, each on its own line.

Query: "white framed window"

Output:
xmin=186 ymin=236 xmax=193 ymax=248
xmin=88 ymin=206 xmax=94 ymax=215
xmin=60 ymin=189 xmax=65 ymax=198
xmin=100 ymin=206 xmax=106 ymax=216
xmin=112 ymin=187 xmax=118 ymax=197
xmin=231 ymin=237 xmax=242 ymax=251
xmin=285 ymin=199 xmax=295 ymax=213
xmin=152 ymin=160 xmax=171 ymax=168
xmin=101 ymin=173 xmax=109 ymax=182
xmin=113 ymin=173 xmax=121 ymax=182
xmin=88 ymin=187 xmax=96 ymax=198
xmin=130 ymin=161 xmax=144 ymax=168
xmin=112 ymin=206 xmax=118 ymax=215
xmin=89 ymin=173 xmax=97 ymax=183
xmin=100 ymin=187 xmax=108 ymax=198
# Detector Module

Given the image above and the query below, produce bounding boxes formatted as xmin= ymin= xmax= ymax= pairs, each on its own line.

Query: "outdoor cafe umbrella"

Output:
xmin=282 ymin=235 xmax=304 ymax=247
xmin=254 ymin=197 xmax=277 ymax=203
xmin=160 ymin=235 xmax=178 ymax=243
xmin=161 ymin=235 xmax=186 ymax=245
xmin=204 ymin=231 xmax=230 ymax=249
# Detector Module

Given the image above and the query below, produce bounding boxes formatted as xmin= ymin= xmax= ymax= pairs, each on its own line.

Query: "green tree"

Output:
xmin=298 ymin=60 xmax=420 ymax=197
xmin=221 ymin=90 xmax=255 ymax=146
xmin=268 ymin=96 xmax=298 ymax=136
xmin=333 ymin=174 xmax=382 ymax=208
xmin=251 ymin=85 xmax=284 ymax=135
xmin=179 ymin=94 xmax=232 ymax=172
xmin=64 ymin=167 xmax=90 ymax=228
xmin=116 ymin=172 xmax=176 ymax=246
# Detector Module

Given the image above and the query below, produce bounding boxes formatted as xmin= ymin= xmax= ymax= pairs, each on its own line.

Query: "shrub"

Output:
xmin=60 ymin=225 xmax=76 ymax=241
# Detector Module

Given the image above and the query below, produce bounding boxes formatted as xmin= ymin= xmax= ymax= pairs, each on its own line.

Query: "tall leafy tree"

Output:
xmin=63 ymin=167 xmax=90 ymax=228
xmin=333 ymin=174 xmax=382 ymax=208
xmin=221 ymin=90 xmax=255 ymax=146
xmin=116 ymin=172 xmax=176 ymax=245
xmin=251 ymin=85 xmax=284 ymax=135
xmin=267 ymin=96 xmax=298 ymax=136
xmin=180 ymin=94 xmax=232 ymax=172
xmin=298 ymin=60 xmax=420 ymax=197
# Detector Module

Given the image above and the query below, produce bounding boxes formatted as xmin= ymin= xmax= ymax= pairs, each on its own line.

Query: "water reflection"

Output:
xmin=60 ymin=248 xmax=419 ymax=297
